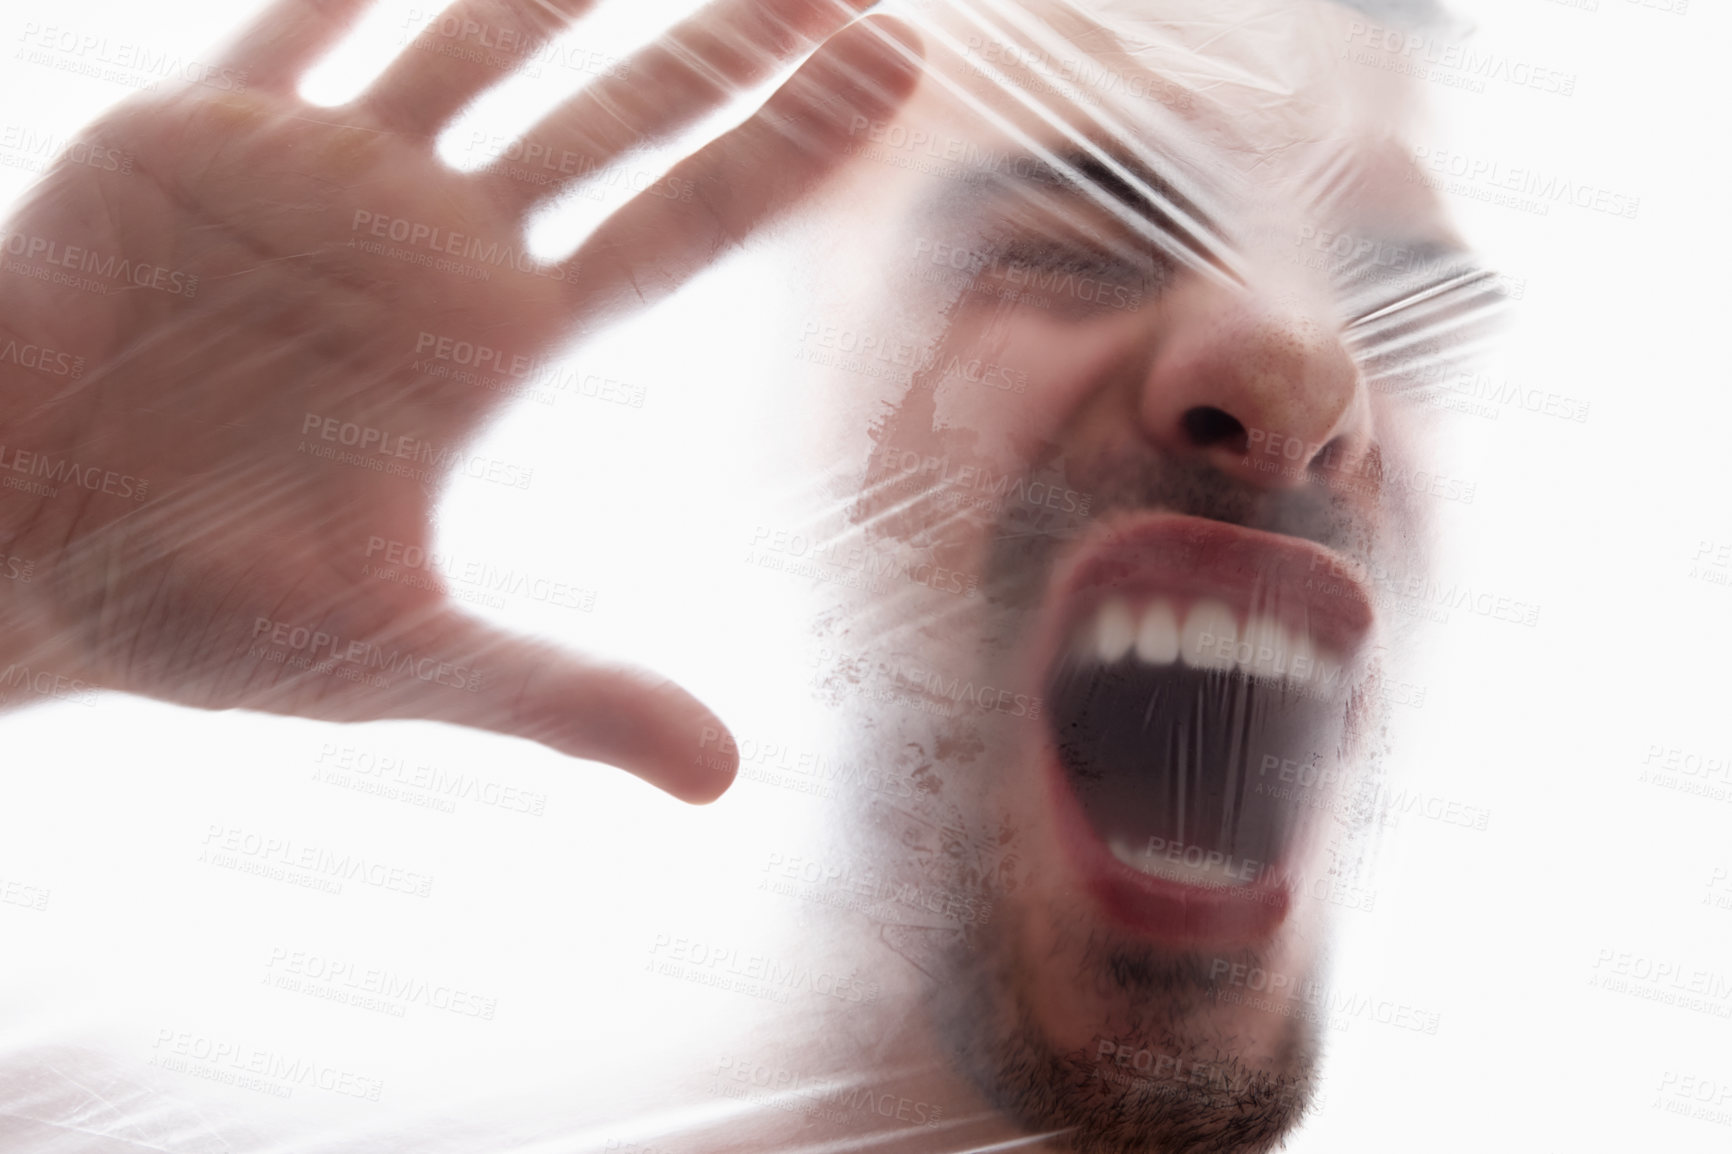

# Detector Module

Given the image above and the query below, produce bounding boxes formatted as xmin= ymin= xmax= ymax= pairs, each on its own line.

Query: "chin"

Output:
xmin=932 ymin=904 xmax=1324 ymax=1153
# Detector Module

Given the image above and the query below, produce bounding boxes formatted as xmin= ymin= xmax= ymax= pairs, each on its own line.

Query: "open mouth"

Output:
xmin=1033 ymin=515 xmax=1375 ymax=945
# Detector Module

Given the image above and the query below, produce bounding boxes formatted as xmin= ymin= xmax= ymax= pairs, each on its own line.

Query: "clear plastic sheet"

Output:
xmin=0 ymin=0 xmax=1724 ymax=1151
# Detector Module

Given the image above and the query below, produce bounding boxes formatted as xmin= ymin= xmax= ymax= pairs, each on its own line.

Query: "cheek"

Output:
xmin=932 ymin=310 xmax=1145 ymax=462
xmin=1364 ymin=393 xmax=1442 ymax=545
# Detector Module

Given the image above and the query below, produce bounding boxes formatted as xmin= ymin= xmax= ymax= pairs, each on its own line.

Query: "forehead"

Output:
xmin=889 ymin=0 xmax=1433 ymax=225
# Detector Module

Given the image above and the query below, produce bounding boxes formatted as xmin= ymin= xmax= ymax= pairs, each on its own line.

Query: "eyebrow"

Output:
xmin=925 ymin=146 xmax=1236 ymax=281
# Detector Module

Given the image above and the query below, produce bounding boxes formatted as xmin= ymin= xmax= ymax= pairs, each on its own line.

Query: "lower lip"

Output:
xmin=1042 ymin=748 xmax=1290 ymax=948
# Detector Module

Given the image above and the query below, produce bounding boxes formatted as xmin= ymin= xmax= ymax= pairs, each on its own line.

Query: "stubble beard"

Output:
xmin=928 ymin=858 xmax=1325 ymax=1154
xmin=830 ymin=445 xmax=1403 ymax=1151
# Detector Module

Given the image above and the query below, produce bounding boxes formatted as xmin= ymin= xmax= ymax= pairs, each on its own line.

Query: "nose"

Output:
xmin=1136 ymin=277 xmax=1371 ymax=489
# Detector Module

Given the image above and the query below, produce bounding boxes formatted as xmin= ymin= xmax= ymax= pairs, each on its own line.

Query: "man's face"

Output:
xmin=802 ymin=1 xmax=1492 ymax=1149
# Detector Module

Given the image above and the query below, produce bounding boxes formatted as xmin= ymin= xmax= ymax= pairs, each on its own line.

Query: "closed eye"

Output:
xmin=1346 ymin=262 xmax=1510 ymax=330
xmin=1344 ymin=260 xmax=1513 ymax=397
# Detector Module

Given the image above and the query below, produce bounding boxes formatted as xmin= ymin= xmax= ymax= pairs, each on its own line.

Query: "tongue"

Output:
xmin=1047 ymin=660 xmax=1334 ymax=885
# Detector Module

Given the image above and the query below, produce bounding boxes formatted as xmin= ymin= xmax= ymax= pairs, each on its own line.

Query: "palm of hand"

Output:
xmin=0 ymin=0 xmax=919 ymax=800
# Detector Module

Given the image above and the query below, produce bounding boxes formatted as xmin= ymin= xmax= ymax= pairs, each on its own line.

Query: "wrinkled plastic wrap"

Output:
xmin=0 ymin=0 xmax=1724 ymax=1151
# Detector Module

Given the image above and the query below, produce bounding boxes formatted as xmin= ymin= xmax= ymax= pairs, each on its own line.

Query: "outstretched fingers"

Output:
xmin=362 ymin=0 xmax=599 ymax=137
xmin=560 ymin=14 xmax=923 ymax=319
xmin=476 ymin=0 xmax=879 ymax=216
xmin=213 ymin=0 xmax=377 ymax=94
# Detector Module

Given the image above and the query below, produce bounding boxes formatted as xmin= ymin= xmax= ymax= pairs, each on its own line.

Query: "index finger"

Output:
xmin=362 ymin=0 xmax=599 ymax=137
xmin=560 ymin=15 xmax=924 ymax=320
xmin=212 ymin=0 xmax=376 ymax=94
xmin=476 ymin=0 xmax=881 ymax=216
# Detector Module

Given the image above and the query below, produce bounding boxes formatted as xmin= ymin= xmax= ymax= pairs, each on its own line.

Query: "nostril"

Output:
xmin=1181 ymin=406 xmax=1247 ymax=453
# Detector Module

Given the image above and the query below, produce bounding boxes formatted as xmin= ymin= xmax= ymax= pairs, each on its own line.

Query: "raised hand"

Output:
xmin=0 ymin=0 xmax=921 ymax=801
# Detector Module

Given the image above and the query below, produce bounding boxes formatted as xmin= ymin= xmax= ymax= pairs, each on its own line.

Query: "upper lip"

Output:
xmin=1034 ymin=510 xmax=1378 ymax=662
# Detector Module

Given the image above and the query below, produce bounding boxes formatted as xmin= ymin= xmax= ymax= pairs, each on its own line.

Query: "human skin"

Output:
xmin=0 ymin=0 xmax=924 ymax=803
xmin=0 ymin=0 xmax=1488 ymax=1149
xmin=774 ymin=1 xmax=1489 ymax=1149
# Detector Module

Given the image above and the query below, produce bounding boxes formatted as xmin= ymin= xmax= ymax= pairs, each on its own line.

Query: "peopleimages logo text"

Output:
xmin=350 ymin=211 xmax=567 ymax=281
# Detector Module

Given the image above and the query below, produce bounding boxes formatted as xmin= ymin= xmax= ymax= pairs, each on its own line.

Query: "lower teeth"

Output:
xmin=1106 ymin=836 xmax=1269 ymax=889
xmin=1049 ymin=660 xmax=1337 ymax=882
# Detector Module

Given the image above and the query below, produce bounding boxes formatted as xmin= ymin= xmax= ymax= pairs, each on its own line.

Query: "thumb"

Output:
xmin=318 ymin=606 xmax=739 ymax=804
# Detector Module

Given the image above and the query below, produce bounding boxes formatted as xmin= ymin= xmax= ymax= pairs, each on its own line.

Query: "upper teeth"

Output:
xmin=1082 ymin=596 xmax=1345 ymax=687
